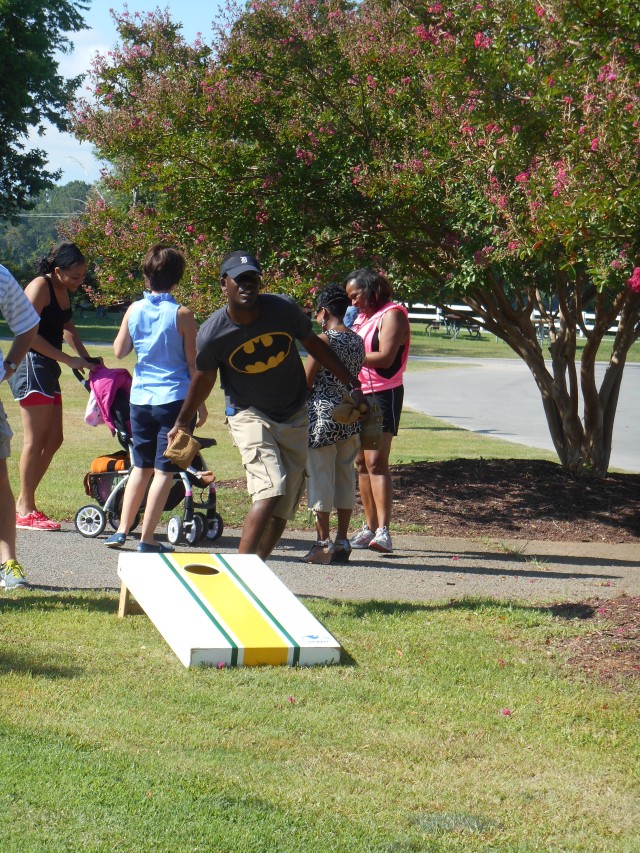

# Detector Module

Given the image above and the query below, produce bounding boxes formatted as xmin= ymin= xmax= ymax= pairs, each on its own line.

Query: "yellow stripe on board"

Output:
xmin=169 ymin=554 xmax=290 ymax=666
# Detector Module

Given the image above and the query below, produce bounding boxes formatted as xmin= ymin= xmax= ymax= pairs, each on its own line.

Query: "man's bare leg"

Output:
xmin=238 ymin=496 xmax=280 ymax=555
xmin=256 ymin=516 xmax=287 ymax=561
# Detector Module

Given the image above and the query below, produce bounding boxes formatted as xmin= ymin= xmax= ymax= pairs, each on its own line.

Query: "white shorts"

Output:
xmin=306 ymin=434 xmax=360 ymax=513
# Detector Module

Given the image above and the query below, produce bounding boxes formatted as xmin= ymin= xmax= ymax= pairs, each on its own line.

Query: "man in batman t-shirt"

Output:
xmin=170 ymin=251 xmax=366 ymax=560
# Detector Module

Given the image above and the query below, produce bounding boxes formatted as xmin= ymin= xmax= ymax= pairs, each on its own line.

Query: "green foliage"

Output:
xmin=66 ymin=1 xmax=640 ymax=473
xmin=0 ymin=0 xmax=88 ymax=218
xmin=0 ymin=180 xmax=92 ymax=281
xmin=69 ymin=1 xmax=640 ymax=300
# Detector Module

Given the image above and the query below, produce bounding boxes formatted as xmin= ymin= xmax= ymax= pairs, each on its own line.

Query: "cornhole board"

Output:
xmin=117 ymin=552 xmax=341 ymax=668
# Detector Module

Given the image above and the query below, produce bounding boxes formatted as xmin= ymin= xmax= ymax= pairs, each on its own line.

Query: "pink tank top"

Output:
xmin=353 ymin=302 xmax=410 ymax=393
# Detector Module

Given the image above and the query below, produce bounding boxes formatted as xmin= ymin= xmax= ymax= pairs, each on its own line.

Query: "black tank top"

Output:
xmin=34 ymin=276 xmax=73 ymax=351
xmin=371 ymin=327 xmax=406 ymax=379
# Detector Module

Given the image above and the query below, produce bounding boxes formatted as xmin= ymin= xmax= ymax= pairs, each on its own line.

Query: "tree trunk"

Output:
xmin=464 ymin=283 xmax=639 ymax=477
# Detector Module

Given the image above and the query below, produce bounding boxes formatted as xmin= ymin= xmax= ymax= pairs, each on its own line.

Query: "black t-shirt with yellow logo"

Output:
xmin=196 ymin=294 xmax=312 ymax=422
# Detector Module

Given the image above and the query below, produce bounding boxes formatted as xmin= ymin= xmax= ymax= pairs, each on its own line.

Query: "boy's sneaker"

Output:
xmin=16 ymin=511 xmax=61 ymax=531
xmin=369 ymin=526 xmax=393 ymax=554
xmin=302 ymin=539 xmax=334 ymax=565
xmin=332 ymin=539 xmax=352 ymax=564
xmin=350 ymin=525 xmax=375 ymax=549
xmin=0 ymin=560 xmax=30 ymax=589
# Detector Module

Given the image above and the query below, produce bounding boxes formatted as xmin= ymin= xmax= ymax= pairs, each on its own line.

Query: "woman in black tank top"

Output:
xmin=9 ymin=242 xmax=100 ymax=530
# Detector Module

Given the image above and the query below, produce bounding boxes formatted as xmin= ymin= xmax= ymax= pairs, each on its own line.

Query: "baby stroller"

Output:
xmin=73 ymin=364 xmax=224 ymax=546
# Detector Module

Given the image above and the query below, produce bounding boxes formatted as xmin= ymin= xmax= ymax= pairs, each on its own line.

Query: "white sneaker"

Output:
xmin=350 ymin=525 xmax=375 ymax=549
xmin=369 ymin=526 xmax=393 ymax=554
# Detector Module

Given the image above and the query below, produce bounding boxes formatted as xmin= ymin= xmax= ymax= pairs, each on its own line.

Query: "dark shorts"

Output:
xmin=130 ymin=399 xmax=187 ymax=472
xmin=9 ymin=352 xmax=62 ymax=406
xmin=367 ymin=386 xmax=404 ymax=436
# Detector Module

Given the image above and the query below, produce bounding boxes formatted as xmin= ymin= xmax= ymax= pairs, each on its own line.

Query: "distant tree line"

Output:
xmin=0 ymin=181 xmax=92 ymax=284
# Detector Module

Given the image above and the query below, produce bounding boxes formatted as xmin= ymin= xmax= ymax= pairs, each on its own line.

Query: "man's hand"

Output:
xmin=196 ymin=403 xmax=208 ymax=428
xmin=167 ymin=423 xmax=190 ymax=444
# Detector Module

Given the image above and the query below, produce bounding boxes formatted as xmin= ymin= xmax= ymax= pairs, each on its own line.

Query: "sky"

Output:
xmin=28 ymin=2 xmax=223 ymax=185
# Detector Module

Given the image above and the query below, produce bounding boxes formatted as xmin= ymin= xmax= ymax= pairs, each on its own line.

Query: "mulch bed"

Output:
xmin=549 ymin=596 xmax=640 ymax=692
xmin=384 ymin=458 xmax=639 ymax=543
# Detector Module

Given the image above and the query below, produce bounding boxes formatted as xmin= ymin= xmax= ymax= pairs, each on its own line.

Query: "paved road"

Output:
xmin=404 ymin=358 xmax=639 ymax=473
xmin=15 ymin=524 xmax=640 ymax=604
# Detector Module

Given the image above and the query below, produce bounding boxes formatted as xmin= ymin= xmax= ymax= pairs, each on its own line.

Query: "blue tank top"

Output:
xmin=128 ymin=292 xmax=191 ymax=405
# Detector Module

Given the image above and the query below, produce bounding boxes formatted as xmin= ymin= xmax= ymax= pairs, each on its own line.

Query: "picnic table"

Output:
xmin=445 ymin=314 xmax=482 ymax=339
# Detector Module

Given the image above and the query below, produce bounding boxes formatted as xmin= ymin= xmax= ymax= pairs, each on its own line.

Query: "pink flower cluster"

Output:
xmin=474 ymin=32 xmax=492 ymax=50
xmin=626 ymin=267 xmax=640 ymax=294
xmin=474 ymin=245 xmax=494 ymax=267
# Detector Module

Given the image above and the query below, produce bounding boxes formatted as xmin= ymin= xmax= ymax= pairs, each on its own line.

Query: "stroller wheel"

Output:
xmin=75 ymin=505 xmax=107 ymax=538
xmin=167 ymin=515 xmax=183 ymax=545
xmin=206 ymin=513 xmax=224 ymax=542
xmin=185 ymin=513 xmax=205 ymax=545
xmin=107 ymin=510 xmax=141 ymax=534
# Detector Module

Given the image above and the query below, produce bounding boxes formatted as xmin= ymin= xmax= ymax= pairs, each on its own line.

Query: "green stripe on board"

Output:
xmin=159 ymin=553 xmax=239 ymax=667
xmin=216 ymin=554 xmax=301 ymax=666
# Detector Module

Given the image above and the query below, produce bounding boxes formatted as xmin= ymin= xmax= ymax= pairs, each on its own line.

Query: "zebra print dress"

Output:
xmin=307 ymin=328 xmax=365 ymax=449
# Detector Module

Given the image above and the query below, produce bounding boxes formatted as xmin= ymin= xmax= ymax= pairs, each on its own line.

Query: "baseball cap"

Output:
xmin=220 ymin=251 xmax=262 ymax=280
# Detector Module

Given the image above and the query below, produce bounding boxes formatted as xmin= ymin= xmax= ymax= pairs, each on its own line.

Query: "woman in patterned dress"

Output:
xmin=303 ymin=284 xmax=366 ymax=564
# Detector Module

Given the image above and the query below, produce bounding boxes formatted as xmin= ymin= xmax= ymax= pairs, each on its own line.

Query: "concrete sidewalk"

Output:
xmin=14 ymin=524 xmax=639 ymax=604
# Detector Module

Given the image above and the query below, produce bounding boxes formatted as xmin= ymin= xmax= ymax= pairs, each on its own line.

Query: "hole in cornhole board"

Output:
xmin=183 ymin=564 xmax=220 ymax=576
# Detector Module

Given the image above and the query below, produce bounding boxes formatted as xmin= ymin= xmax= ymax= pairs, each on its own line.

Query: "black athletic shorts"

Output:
xmin=367 ymin=386 xmax=404 ymax=436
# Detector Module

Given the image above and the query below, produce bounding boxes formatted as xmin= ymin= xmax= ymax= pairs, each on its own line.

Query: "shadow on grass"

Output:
xmin=310 ymin=595 xmax=604 ymax=624
xmin=0 ymin=650 xmax=82 ymax=680
xmin=0 ymin=592 xmax=117 ymax=615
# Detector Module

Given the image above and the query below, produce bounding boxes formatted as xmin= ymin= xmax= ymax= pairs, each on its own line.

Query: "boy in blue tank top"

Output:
xmin=105 ymin=245 xmax=207 ymax=553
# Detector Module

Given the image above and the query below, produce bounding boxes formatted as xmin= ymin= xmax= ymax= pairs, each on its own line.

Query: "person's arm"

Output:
xmin=363 ymin=309 xmax=410 ymax=370
xmin=304 ymin=331 xmax=328 ymax=390
xmin=302 ymin=332 xmax=364 ymax=402
xmin=177 ymin=306 xmax=208 ymax=427
xmin=63 ymin=320 xmax=100 ymax=369
xmin=167 ymin=369 xmax=218 ymax=443
xmin=113 ymin=305 xmax=134 ymax=359
xmin=24 ymin=278 xmax=97 ymax=371
xmin=1 ymin=326 xmax=38 ymax=382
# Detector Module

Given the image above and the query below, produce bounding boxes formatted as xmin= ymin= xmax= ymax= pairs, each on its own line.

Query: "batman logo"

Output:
xmin=229 ymin=332 xmax=293 ymax=374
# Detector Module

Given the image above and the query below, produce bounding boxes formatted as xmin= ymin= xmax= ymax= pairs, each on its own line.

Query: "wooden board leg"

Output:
xmin=118 ymin=583 xmax=131 ymax=619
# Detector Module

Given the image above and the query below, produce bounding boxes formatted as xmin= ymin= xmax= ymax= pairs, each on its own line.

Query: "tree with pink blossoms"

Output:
xmin=69 ymin=1 xmax=639 ymax=476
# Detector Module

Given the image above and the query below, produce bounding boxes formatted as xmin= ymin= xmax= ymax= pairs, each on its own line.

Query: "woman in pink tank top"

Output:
xmin=344 ymin=269 xmax=411 ymax=555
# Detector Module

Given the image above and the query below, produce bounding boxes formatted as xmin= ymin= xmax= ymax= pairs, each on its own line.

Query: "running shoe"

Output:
xmin=350 ymin=524 xmax=375 ymax=549
xmin=16 ymin=511 xmax=61 ymax=531
xmin=332 ymin=539 xmax=352 ymax=564
xmin=0 ymin=559 xmax=30 ymax=589
xmin=301 ymin=539 xmax=334 ymax=564
xmin=369 ymin=526 xmax=393 ymax=554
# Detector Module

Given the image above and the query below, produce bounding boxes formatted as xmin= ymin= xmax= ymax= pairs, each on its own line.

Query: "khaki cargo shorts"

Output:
xmin=227 ymin=405 xmax=308 ymax=520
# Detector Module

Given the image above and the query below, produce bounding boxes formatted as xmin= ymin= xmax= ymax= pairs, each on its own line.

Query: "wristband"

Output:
xmin=3 ymin=359 xmax=17 ymax=372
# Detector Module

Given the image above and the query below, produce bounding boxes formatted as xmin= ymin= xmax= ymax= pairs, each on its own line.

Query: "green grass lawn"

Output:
xmin=1 ymin=593 xmax=637 ymax=852
xmin=2 ymin=336 xmax=637 ymax=852
xmin=0 ymin=344 xmax=558 ymax=528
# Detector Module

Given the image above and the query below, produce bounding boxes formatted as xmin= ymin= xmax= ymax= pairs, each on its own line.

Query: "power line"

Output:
xmin=11 ymin=212 xmax=84 ymax=218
